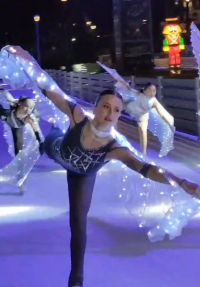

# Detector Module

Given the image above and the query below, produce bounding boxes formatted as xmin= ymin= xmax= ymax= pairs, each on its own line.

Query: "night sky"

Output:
xmin=0 ymin=0 xmax=166 ymax=68
xmin=0 ymin=0 xmax=113 ymax=46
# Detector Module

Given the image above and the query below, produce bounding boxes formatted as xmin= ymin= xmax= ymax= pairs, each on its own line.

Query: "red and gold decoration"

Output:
xmin=162 ymin=18 xmax=185 ymax=74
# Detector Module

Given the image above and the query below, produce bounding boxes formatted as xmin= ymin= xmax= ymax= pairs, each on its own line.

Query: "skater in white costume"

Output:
xmin=97 ymin=62 xmax=175 ymax=157
xmin=124 ymin=82 xmax=174 ymax=155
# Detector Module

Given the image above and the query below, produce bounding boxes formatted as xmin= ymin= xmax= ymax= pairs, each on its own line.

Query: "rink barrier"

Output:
xmin=0 ymin=80 xmax=199 ymax=168
xmin=154 ymin=57 xmax=198 ymax=69
xmin=46 ymin=70 xmax=200 ymax=138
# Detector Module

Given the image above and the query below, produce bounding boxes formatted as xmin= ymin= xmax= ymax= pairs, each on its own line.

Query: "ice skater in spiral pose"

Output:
xmin=0 ymin=90 xmax=44 ymax=157
xmin=42 ymin=88 xmax=198 ymax=287
xmin=1 ymin=46 xmax=200 ymax=287
xmin=0 ymin=90 xmax=44 ymax=191
xmin=97 ymin=62 xmax=175 ymax=157
xmin=122 ymin=82 xmax=175 ymax=155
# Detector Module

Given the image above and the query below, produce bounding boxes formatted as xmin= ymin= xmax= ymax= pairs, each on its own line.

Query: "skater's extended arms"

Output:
xmin=107 ymin=148 xmax=173 ymax=184
xmin=40 ymin=88 xmax=85 ymax=124
xmin=107 ymin=147 xmax=199 ymax=196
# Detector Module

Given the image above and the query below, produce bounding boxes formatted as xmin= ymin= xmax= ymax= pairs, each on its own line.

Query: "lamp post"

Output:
xmin=34 ymin=15 xmax=41 ymax=65
xmin=90 ymin=25 xmax=97 ymax=30
xmin=185 ymin=0 xmax=191 ymax=43
xmin=185 ymin=0 xmax=190 ymax=27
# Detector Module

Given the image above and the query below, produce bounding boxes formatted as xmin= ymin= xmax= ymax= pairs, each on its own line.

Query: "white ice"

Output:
xmin=1 ymin=118 xmax=200 ymax=287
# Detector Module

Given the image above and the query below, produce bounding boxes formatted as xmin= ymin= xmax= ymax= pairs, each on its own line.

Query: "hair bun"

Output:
xmin=140 ymin=82 xmax=153 ymax=93
xmin=19 ymin=95 xmax=27 ymax=101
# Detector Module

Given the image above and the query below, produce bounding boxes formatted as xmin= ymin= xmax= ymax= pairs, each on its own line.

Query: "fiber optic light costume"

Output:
xmin=191 ymin=22 xmax=200 ymax=78
xmin=97 ymin=61 xmax=174 ymax=157
xmin=162 ymin=21 xmax=185 ymax=74
xmin=190 ymin=23 xmax=200 ymax=143
xmin=0 ymin=45 xmax=200 ymax=250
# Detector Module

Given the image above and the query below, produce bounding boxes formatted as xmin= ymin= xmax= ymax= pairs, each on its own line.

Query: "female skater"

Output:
xmin=1 ymin=46 xmax=200 ymax=287
xmin=97 ymin=62 xmax=175 ymax=157
xmin=0 ymin=91 xmax=44 ymax=192
xmin=42 ymin=88 xmax=198 ymax=287
xmin=0 ymin=91 xmax=44 ymax=156
xmin=123 ymin=82 xmax=174 ymax=155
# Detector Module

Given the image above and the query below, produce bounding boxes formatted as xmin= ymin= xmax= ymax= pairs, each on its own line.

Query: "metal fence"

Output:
xmin=46 ymin=70 xmax=200 ymax=137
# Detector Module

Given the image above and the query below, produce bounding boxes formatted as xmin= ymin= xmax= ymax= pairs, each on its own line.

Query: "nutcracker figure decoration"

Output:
xmin=162 ymin=18 xmax=185 ymax=74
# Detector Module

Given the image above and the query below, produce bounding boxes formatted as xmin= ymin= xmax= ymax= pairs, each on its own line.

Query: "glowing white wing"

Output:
xmin=191 ymin=22 xmax=200 ymax=77
xmin=97 ymin=61 xmax=128 ymax=86
xmin=97 ymin=61 xmax=138 ymax=102
xmin=149 ymin=107 xmax=174 ymax=157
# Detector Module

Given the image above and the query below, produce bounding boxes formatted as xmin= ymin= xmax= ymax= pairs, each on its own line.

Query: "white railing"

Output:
xmin=45 ymin=70 xmax=200 ymax=138
xmin=154 ymin=57 xmax=198 ymax=69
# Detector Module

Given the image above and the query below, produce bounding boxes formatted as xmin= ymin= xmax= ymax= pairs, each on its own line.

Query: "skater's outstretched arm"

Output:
xmin=40 ymin=89 xmax=85 ymax=124
xmin=107 ymin=147 xmax=199 ymax=197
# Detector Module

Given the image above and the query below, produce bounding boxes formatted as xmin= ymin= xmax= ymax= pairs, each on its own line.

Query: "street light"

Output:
xmin=86 ymin=21 xmax=92 ymax=25
xmin=33 ymin=15 xmax=41 ymax=64
xmin=34 ymin=15 xmax=40 ymax=22
xmin=185 ymin=0 xmax=191 ymax=33
xmin=71 ymin=38 xmax=76 ymax=42
xmin=61 ymin=0 xmax=68 ymax=2
xmin=90 ymin=25 xmax=96 ymax=30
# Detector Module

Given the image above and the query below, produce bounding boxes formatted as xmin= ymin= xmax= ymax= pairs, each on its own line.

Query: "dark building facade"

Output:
xmin=113 ymin=0 xmax=154 ymax=73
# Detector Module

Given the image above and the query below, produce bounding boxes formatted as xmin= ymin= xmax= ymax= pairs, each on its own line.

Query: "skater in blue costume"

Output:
xmin=0 ymin=46 xmax=200 ymax=287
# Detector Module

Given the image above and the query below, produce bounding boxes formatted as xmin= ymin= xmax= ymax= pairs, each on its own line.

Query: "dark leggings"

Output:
xmin=11 ymin=128 xmax=23 ymax=156
xmin=67 ymin=171 xmax=96 ymax=287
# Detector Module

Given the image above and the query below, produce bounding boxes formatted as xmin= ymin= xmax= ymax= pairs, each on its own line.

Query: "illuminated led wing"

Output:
xmin=0 ymin=47 xmax=70 ymax=133
xmin=2 ymin=115 xmax=40 ymax=159
xmin=32 ymin=87 xmax=70 ymax=133
xmin=148 ymin=103 xmax=174 ymax=157
xmin=0 ymin=91 xmax=11 ymax=109
xmin=97 ymin=61 xmax=128 ymax=86
xmin=2 ymin=122 xmax=17 ymax=157
xmin=0 ymin=49 xmax=30 ymax=89
xmin=0 ymin=137 xmax=40 ymax=192
xmin=97 ymin=61 xmax=138 ymax=102
xmin=191 ymin=22 xmax=200 ymax=77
